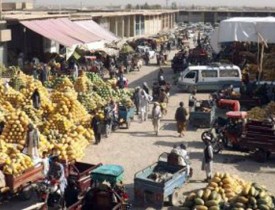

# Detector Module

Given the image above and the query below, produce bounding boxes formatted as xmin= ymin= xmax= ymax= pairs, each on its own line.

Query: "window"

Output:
xmin=201 ymin=70 xmax=217 ymax=78
xmin=220 ymin=69 xmax=239 ymax=77
xmin=185 ymin=71 xmax=196 ymax=79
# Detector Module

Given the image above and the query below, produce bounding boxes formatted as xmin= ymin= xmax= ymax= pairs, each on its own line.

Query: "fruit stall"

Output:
xmin=181 ymin=172 xmax=275 ymax=210
xmin=0 ymin=69 xmax=134 ymax=198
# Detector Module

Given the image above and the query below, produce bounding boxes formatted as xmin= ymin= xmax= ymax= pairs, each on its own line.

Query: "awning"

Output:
xmin=20 ymin=18 xmax=102 ymax=47
xmin=74 ymin=20 xmax=119 ymax=42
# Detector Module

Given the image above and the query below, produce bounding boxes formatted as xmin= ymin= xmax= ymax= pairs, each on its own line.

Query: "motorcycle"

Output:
xmin=35 ymin=178 xmax=64 ymax=210
xmin=201 ymin=117 xmax=228 ymax=144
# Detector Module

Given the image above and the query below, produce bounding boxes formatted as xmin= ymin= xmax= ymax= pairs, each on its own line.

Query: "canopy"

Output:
xmin=21 ymin=18 xmax=102 ymax=47
xmin=211 ymin=17 xmax=275 ymax=53
xmin=74 ymin=20 xmax=119 ymax=42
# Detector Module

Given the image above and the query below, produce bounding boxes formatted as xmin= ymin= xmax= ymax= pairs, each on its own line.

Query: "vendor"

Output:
xmin=188 ymin=89 xmax=197 ymax=113
xmin=25 ymin=123 xmax=40 ymax=159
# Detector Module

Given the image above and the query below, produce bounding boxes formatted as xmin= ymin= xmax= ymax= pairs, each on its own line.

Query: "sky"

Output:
xmin=5 ymin=0 xmax=275 ymax=7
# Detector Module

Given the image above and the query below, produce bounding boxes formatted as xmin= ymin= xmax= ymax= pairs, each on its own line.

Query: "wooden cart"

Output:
xmin=2 ymin=164 xmax=44 ymax=200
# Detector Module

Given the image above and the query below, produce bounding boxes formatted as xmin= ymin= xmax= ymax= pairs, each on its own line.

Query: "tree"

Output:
xmin=135 ymin=4 xmax=140 ymax=9
xmin=143 ymin=3 xmax=150 ymax=9
xmin=171 ymin=2 xmax=177 ymax=9
xmin=125 ymin=4 xmax=132 ymax=9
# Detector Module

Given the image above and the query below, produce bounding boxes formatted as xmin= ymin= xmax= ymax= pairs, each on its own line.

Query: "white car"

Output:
xmin=137 ymin=46 xmax=155 ymax=59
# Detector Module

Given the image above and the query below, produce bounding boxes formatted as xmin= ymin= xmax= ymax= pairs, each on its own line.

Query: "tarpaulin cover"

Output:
xmin=216 ymin=17 xmax=275 ymax=43
xmin=21 ymin=18 xmax=102 ymax=47
xmin=210 ymin=17 xmax=275 ymax=52
xmin=91 ymin=164 xmax=124 ymax=185
xmin=75 ymin=20 xmax=119 ymax=42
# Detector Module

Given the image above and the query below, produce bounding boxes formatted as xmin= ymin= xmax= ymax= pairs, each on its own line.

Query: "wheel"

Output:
xmin=254 ymin=149 xmax=269 ymax=162
xmin=212 ymin=138 xmax=223 ymax=154
xmin=105 ymin=124 xmax=111 ymax=138
xmin=187 ymin=86 xmax=195 ymax=93
xmin=201 ymin=131 xmax=214 ymax=143
xmin=170 ymin=188 xmax=180 ymax=206
xmin=126 ymin=120 xmax=130 ymax=129
xmin=19 ymin=186 xmax=34 ymax=200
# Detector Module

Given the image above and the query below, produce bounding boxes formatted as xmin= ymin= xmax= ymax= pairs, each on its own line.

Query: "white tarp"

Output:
xmin=211 ymin=17 xmax=275 ymax=52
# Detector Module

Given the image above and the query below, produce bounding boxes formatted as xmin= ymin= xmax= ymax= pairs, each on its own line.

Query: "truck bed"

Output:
xmin=240 ymin=120 xmax=275 ymax=152
xmin=68 ymin=162 xmax=102 ymax=193
xmin=5 ymin=164 xmax=44 ymax=192
xmin=134 ymin=161 xmax=187 ymax=207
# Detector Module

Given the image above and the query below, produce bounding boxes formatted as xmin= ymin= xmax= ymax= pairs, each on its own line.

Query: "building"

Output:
xmin=0 ymin=7 xmax=177 ymax=65
xmin=177 ymin=8 xmax=275 ymax=23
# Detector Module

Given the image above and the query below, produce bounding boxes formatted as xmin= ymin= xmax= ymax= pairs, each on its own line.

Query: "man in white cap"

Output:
xmin=151 ymin=102 xmax=162 ymax=135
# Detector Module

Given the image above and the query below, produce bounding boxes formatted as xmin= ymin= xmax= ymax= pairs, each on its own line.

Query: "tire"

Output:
xmin=170 ymin=188 xmax=180 ymax=206
xmin=187 ymin=86 xmax=195 ymax=93
xmin=105 ymin=124 xmax=111 ymax=138
xmin=201 ymin=131 xmax=214 ymax=143
xmin=126 ymin=120 xmax=130 ymax=129
xmin=19 ymin=186 xmax=34 ymax=200
xmin=254 ymin=149 xmax=269 ymax=163
xmin=212 ymin=138 xmax=223 ymax=154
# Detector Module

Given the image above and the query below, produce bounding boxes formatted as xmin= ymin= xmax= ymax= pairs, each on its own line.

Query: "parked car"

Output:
xmin=177 ymin=63 xmax=242 ymax=92
xmin=137 ymin=46 xmax=155 ymax=59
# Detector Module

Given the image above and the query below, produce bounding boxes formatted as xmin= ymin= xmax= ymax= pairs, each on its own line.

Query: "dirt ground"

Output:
xmin=2 ymin=51 xmax=275 ymax=210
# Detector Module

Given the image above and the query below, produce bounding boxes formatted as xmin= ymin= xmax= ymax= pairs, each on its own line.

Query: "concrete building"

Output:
xmin=72 ymin=10 xmax=177 ymax=38
xmin=0 ymin=9 xmax=177 ymax=65
xmin=177 ymin=8 xmax=275 ymax=23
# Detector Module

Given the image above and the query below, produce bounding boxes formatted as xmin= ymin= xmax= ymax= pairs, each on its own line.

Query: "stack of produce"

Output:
xmin=86 ymin=72 xmax=104 ymax=85
xmin=0 ymin=140 xmax=9 ymax=165
xmin=2 ymin=147 xmax=34 ymax=176
xmin=181 ymin=172 xmax=275 ymax=210
xmin=247 ymin=101 xmax=275 ymax=121
xmin=44 ymin=127 xmax=91 ymax=161
xmin=74 ymin=73 xmax=93 ymax=93
xmin=22 ymin=105 xmax=42 ymax=125
xmin=96 ymin=85 xmax=114 ymax=101
xmin=229 ymin=182 xmax=275 ymax=210
xmin=77 ymin=92 xmax=97 ymax=111
xmin=54 ymin=77 xmax=74 ymax=92
xmin=9 ymin=74 xmax=25 ymax=91
xmin=2 ymin=86 xmax=26 ymax=109
xmin=0 ymin=111 xmax=31 ymax=144
xmin=42 ymin=114 xmax=74 ymax=134
xmin=51 ymin=90 xmax=88 ymax=122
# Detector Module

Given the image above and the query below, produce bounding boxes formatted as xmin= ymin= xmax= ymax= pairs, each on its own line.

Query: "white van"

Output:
xmin=177 ymin=64 xmax=242 ymax=92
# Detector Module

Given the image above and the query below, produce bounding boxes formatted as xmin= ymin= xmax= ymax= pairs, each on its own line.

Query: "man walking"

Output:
xmin=151 ymin=102 xmax=162 ymax=136
xmin=175 ymin=102 xmax=188 ymax=137
xmin=139 ymin=90 xmax=153 ymax=122
xmin=202 ymin=139 xmax=214 ymax=182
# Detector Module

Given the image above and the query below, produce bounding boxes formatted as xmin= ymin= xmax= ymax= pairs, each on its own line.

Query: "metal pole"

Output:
xmin=0 ymin=0 xmax=2 ymax=20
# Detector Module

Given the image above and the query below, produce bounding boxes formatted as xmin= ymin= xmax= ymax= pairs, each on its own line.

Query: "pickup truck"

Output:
xmin=134 ymin=152 xmax=189 ymax=208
